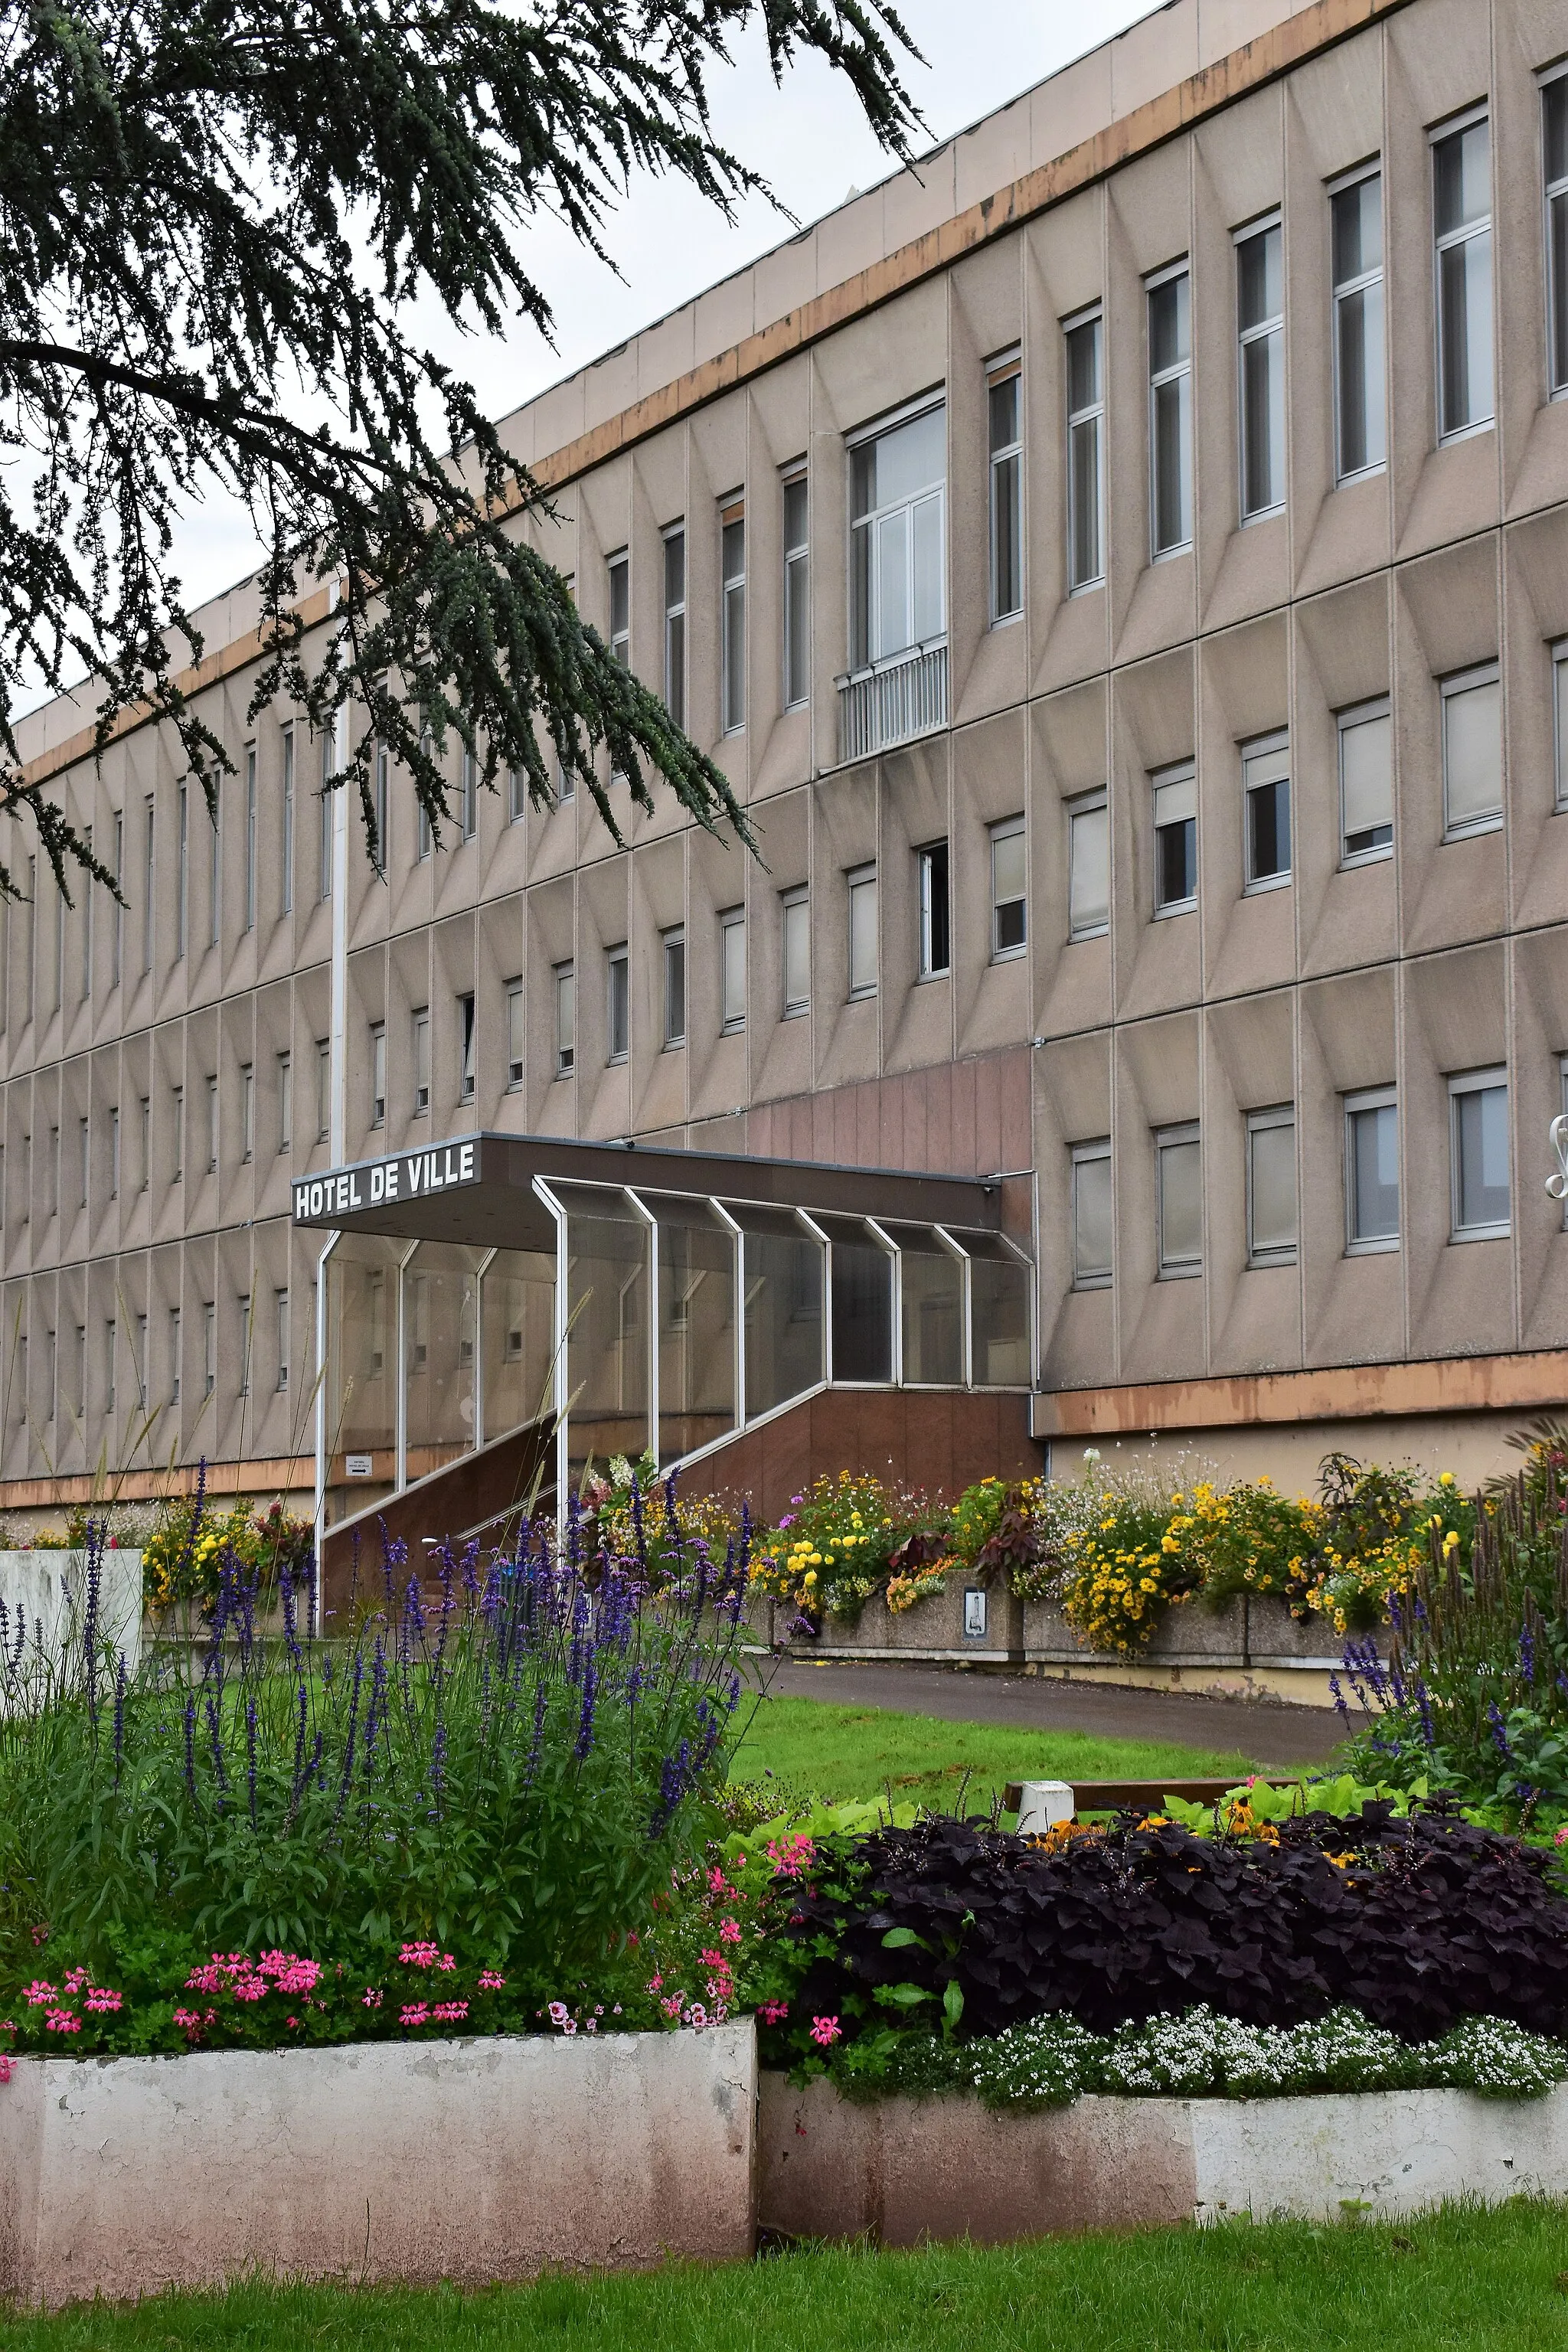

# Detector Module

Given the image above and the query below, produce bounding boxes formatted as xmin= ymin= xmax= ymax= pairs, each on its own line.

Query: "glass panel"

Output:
xmin=1072 ymin=1152 xmax=1112 ymax=1284
xmin=1439 ymin=229 xmax=1493 ymax=434
xmin=1351 ymin=1103 xmax=1399 ymax=1243
xmin=911 ymin=492 xmax=944 ymax=642
xmin=1241 ymin=326 xmax=1284 ymax=514
xmin=1336 ymin=279 xmax=1385 ymax=475
xmin=786 ymin=547 xmax=810 ymax=705
xmin=324 ymin=1233 xmax=400 ymax=1500
xmin=481 ymin=1247 xmax=557 ymax=1442
xmin=1152 ymin=769 xmax=1196 ymax=828
xmin=1333 ymin=175 xmax=1382 ymax=285
xmin=958 ymin=1232 xmax=1031 ymax=1386
xmin=1249 ymin=1121 xmax=1297 ymax=1257
xmin=736 ymin=1206 xmax=823 ymax=1416
xmin=991 ymin=449 xmax=1021 ymax=619
xmin=890 ymin=1227 xmax=963 ymax=1385
xmin=645 ymin=1195 xmax=736 ymax=1462
xmin=1159 ymin=1137 xmax=1202 ymax=1270
xmin=1149 ymin=273 xmax=1190 ymax=371
xmin=403 ymin=1241 xmax=483 ymax=1481
xmin=1553 ymin=190 xmax=1568 ymax=394
xmin=1069 ymin=413 xmax=1101 ymax=587
xmin=782 ymin=894 xmax=810 ymax=1012
xmin=991 ymin=825 xmax=1027 ymax=908
xmin=1444 ymin=676 xmax=1501 ymax=829
xmin=557 ymin=1184 xmax=650 ymax=1479
xmin=988 ymin=374 xmax=1019 ymax=453
xmin=1152 ymin=373 xmax=1191 ymax=550
xmin=784 ymin=474 xmax=808 ymax=553
xmin=875 ymin=505 xmax=910 ymax=656
xmin=848 ymin=874 xmax=877 ymax=995
xmin=721 ymin=917 xmax=746 ymax=1028
xmin=1070 ymin=800 xmax=1109 ymax=934
xmin=1456 ymin=1084 xmax=1509 ymax=1230
xmin=1341 ymin=708 xmax=1393 ymax=847
xmin=1068 ymin=316 xmax=1100 ymax=413
xmin=859 ymin=405 xmax=945 ymax=511
xmin=1237 ymin=224 xmax=1282 ymax=331
xmin=818 ymin=1215 xmax=893 ymax=1383
xmin=1436 ymin=119 xmax=1490 ymax=237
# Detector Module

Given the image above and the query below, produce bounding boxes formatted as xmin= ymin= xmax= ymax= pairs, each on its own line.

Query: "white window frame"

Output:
xmin=1449 ymin=1064 xmax=1509 ymax=1240
xmin=986 ymin=350 xmax=1023 ymax=626
xmin=1245 ymin=1103 xmax=1298 ymax=1269
xmin=277 ymin=1053 xmax=292 ymax=1152
xmin=606 ymin=948 xmax=629 ymax=1065
xmin=662 ymin=926 xmax=686 ymax=1049
xmin=1432 ymin=103 xmax=1494 ymax=444
xmin=1544 ymin=64 xmax=1568 ymax=400
xmin=458 ymin=991 xmax=475 ymax=1103
xmin=916 ymin=841 xmax=949 ymax=980
xmin=781 ymin=886 xmax=810 ymax=1018
xmin=782 ymin=466 xmax=809 ymax=710
xmin=847 ymin=390 xmax=946 ymax=671
xmin=506 ymin=978 xmax=525 ymax=1088
xmin=1152 ymin=761 xmax=1197 ymax=918
xmin=662 ymin=524 xmax=686 ymax=728
xmin=243 ymin=743 xmax=257 ymax=930
xmin=720 ymin=499 xmax=746 ymax=733
xmin=1067 ymin=789 xmax=1110 ymax=941
xmin=554 ymin=962 xmax=575 ymax=1077
xmin=846 ymin=863 xmax=878 ymax=1000
xmin=1552 ymin=640 xmax=1568 ymax=812
xmin=373 ymin=738 xmax=390 ymax=871
xmin=412 ymin=1006 xmax=430 ymax=1115
xmin=1328 ymin=161 xmax=1387 ymax=483
xmin=1557 ymin=1053 xmax=1568 ymax=1230
xmin=719 ymin=908 xmax=746 ymax=1034
xmin=240 ymin=1062 xmax=255 ymax=1163
xmin=1235 ymin=211 xmax=1285 ymax=523
xmin=1070 ymin=1138 xmax=1112 ymax=1290
xmin=1338 ymin=694 xmax=1393 ymax=865
xmin=1440 ymin=660 xmax=1503 ymax=841
xmin=1344 ymin=1084 xmax=1399 ymax=1256
xmin=276 ymin=1288 xmax=290 ymax=1393
xmin=1063 ymin=305 xmax=1104 ymax=593
xmin=989 ymin=815 xmax=1027 ymax=961
xmin=1155 ymin=1120 xmax=1203 ymax=1279
xmin=1241 ymin=730 xmax=1291 ymax=893
xmin=1147 ymin=260 xmax=1193 ymax=560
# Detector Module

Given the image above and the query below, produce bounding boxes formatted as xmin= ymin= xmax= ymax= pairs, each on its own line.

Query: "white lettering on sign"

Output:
xmin=293 ymin=1139 xmax=478 ymax=1222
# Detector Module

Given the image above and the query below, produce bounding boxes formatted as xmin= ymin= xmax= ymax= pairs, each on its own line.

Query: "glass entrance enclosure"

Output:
xmin=306 ymin=1138 xmax=1033 ymax=1524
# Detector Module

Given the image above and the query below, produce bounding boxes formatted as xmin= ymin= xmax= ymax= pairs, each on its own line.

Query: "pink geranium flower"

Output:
xmin=809 ymin=2016 xmax=841 ymax=2047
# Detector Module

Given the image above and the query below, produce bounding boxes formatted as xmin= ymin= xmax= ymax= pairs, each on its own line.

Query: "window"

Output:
xmin=782 ymin=887 xmax=810 ymax=1017
xmin=1345 ymin=1086 xmax=1399 ymax=1251
xmin=319 ymin=729 xmax=334 ymax=899
xmin=207 ymin=766 xmax=220 ymax=946
xmin=238 ymin=1295 xmax=252 ymax=1397
xmin=1068 ymin=790 xmax=1109 ymax=939
xmin=172 ymin=1086 xmax=184 ymax=1181
xmin=1152 ymin=763 xmax=1197 ymax=914
xmin=370 ymin=1023 xmax=387 ymax=1127
xmin=243 ymin=743 xmax=257 ymax=930
xmin=412 ymin=1008 xmax=431 ymax=1114
xmin=506 ymin=979 xmax=524 ymax=1087
xmin=1243 ymin=733 xmax=1291 ymax=889
xmin=508 ymin=763 xmax=526 ymax=825
xmin=988 ymin=355 xmax=1022 ymax=622
xmin=206 ymin=1075 xmax=219 ymax=1174
xmin=607 ymin=553 xmax=629 ymax=667
xmin=82 ymin=822 xmax=93 ymax=998
xmin=105 ymin=1318 xmax=116 ymax=1414
xmin=240 ymin=1063 xmax=254 ymax=1162
xmin=1331 ymin=168 xmax=1386 ymax=479
xmin=721 ymin=501 xmax=746 ymax=732
xmin=1450 ymin=1067 xmax=1508 ymax=1239
xmin=112 ymin=810 xmax=123 ymax=988
xmin=554 ymin=962 xmax=575 ymax=1076
xmin=169 ymin=1308 xmax=181 ymax=1406
xmin=77 ymin=1114 xmax=88 ymax=1207
xmin=44 ymin=1328 xmax=55 ymax=1422
xmin=71 ymin=1325 xmax=84 ymax=1419
xmin=662 ymin=526 xmax=685 ymax=727
xmin=849 ymin=400 xmax=946 ymax=668
xmin=663 ymin=927 xmax=687 ymax=1048
xmin=276 ymin=1289 xmax=290 ymax=1393
xmin=1547 ymin=71 xmax=1568 ymax=396
xmin=109 ymin=1109 xmax=119 ymax=1201
xmin=1441 ymin=662 xmax=1501 ymax=838
xmin=315 ymin=1040 xmax=331 ymax=1142
xmin=782 ymin=468 xmax=809 ymax=708
xmin=175 ymin=780 xmax=188 ymax=959
xmin=1236 ymin=216 xmax=1285 ymax=518
xmin=720 ymin=909 xmax=746 ymax=1032
xmin=917 ymin=842 xmax=950 ymax=979
xmin=138 ymin=1096 xmax=149 ymax=1189
xmin=278 ymin=1054 xmax=292 ymax=1152
xmin=280 ymin=727 xmax=294 ymax=914
xmin=460 ymin=746 xmax=477 ymax=841
xmin=1071 ymin=1139 xmax=1112 ymax=1289
xmin=136 ymin=1312 xmax=148 ymax=1410
xmin=1557 ymin=641 xmax=1568 ymax=809
xmin=1156 ymin=1122 xmax=1202 ymax=1276
xmin=1339 ymin=696 xmax=1393 ymax=861
xmin=459 ymin=991 xmax=475 ymax=1102
xmin=202 ymin=1302 xmax=216 ymax=1399
xmin=372 ymin=738 xmax=390 ymax=870
xmin=990 ymin=818 xmax=1027 ymax=958
xmin=1148 ymin=264 xmax=1193 ymax=556
xmin=606 ymin=949 xmax=629 ymax=1063
xmin=847 ymin=864 xmax=877 ymax=998
xmin=1434 ymin=110 xmax=1493 ymax=439
xmin=1246 ymin=1106 xmax=1297 ymax=1266
xmin=1065 ymin=308 xmax=1104 ymax=591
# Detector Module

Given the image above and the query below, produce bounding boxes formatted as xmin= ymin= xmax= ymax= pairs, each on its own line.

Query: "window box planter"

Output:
xmin=1021 ymin=1592 xmax=1380 ymax=1707
xmin=0 ymin=2021 xmax=756 ymax=2308
xmin=759 ymin=2073 xmax=1568 ymax=2243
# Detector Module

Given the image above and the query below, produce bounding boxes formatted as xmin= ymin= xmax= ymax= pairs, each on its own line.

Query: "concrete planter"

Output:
xmin=788 ymin=1581 xmax=1022 ymax=1664
xmin=0 ymin=2022 xmax=756 ymax=2308
xmin=1021 ymin=1592 xmax=1381 ymax=1711
xmin=759 ymin=2073 xmax=1568 ymax=2243
xmin=0 ymin=1550 xmax=142 ymax=1683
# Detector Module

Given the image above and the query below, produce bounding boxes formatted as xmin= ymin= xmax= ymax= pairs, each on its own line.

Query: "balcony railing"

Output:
xmin=836 ymin=638 xmax=949 ymax=764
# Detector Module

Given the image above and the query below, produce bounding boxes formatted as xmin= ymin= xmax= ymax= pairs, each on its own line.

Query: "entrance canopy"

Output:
xmin=296 ymin=1132 xmax=1033 ymax=1525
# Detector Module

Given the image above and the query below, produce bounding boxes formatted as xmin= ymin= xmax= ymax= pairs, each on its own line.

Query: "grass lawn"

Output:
xmin=5 ymin=2207 xmax=1568 ymax=2350
xmin=727 ymin=1692 xmax=1271 ymax=1816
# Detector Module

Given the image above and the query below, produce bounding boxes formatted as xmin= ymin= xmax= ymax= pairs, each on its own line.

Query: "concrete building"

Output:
xmin=10 ymin=0 xmax=1568 ymax=1540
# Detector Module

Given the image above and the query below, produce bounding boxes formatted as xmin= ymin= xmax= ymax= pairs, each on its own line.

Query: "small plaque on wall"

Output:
xmin=345 ymin=1454 xmax=374 ymax=1478
xmin=963 ymin=1587 xmax=988 ymax=1639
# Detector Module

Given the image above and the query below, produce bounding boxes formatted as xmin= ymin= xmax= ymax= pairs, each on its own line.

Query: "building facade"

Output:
xmin=9 ymin=0 xmax=1568 ymax=1528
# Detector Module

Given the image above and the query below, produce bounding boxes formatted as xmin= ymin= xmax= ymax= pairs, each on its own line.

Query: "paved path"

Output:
xmin=760 ymin=1657 xmax=1348 ymax=1767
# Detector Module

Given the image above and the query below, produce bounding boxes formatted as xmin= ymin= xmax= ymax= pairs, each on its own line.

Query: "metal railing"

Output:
xmin=836 ymin=638 xmax=949 ymax=763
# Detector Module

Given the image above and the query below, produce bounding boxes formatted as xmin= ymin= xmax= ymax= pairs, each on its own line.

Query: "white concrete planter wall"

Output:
xmin=0 ymin=2022 xmax=756 ymax=2308
xmin=0 ymin=1549 xmax=142 ymax=1683
xmin=759 ymin=2073 xmax=1568 ymax=2243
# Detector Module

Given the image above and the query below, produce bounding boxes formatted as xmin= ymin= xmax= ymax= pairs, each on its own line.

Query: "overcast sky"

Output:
xmin=137 ymin=1 xmax=1156 ymax=627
